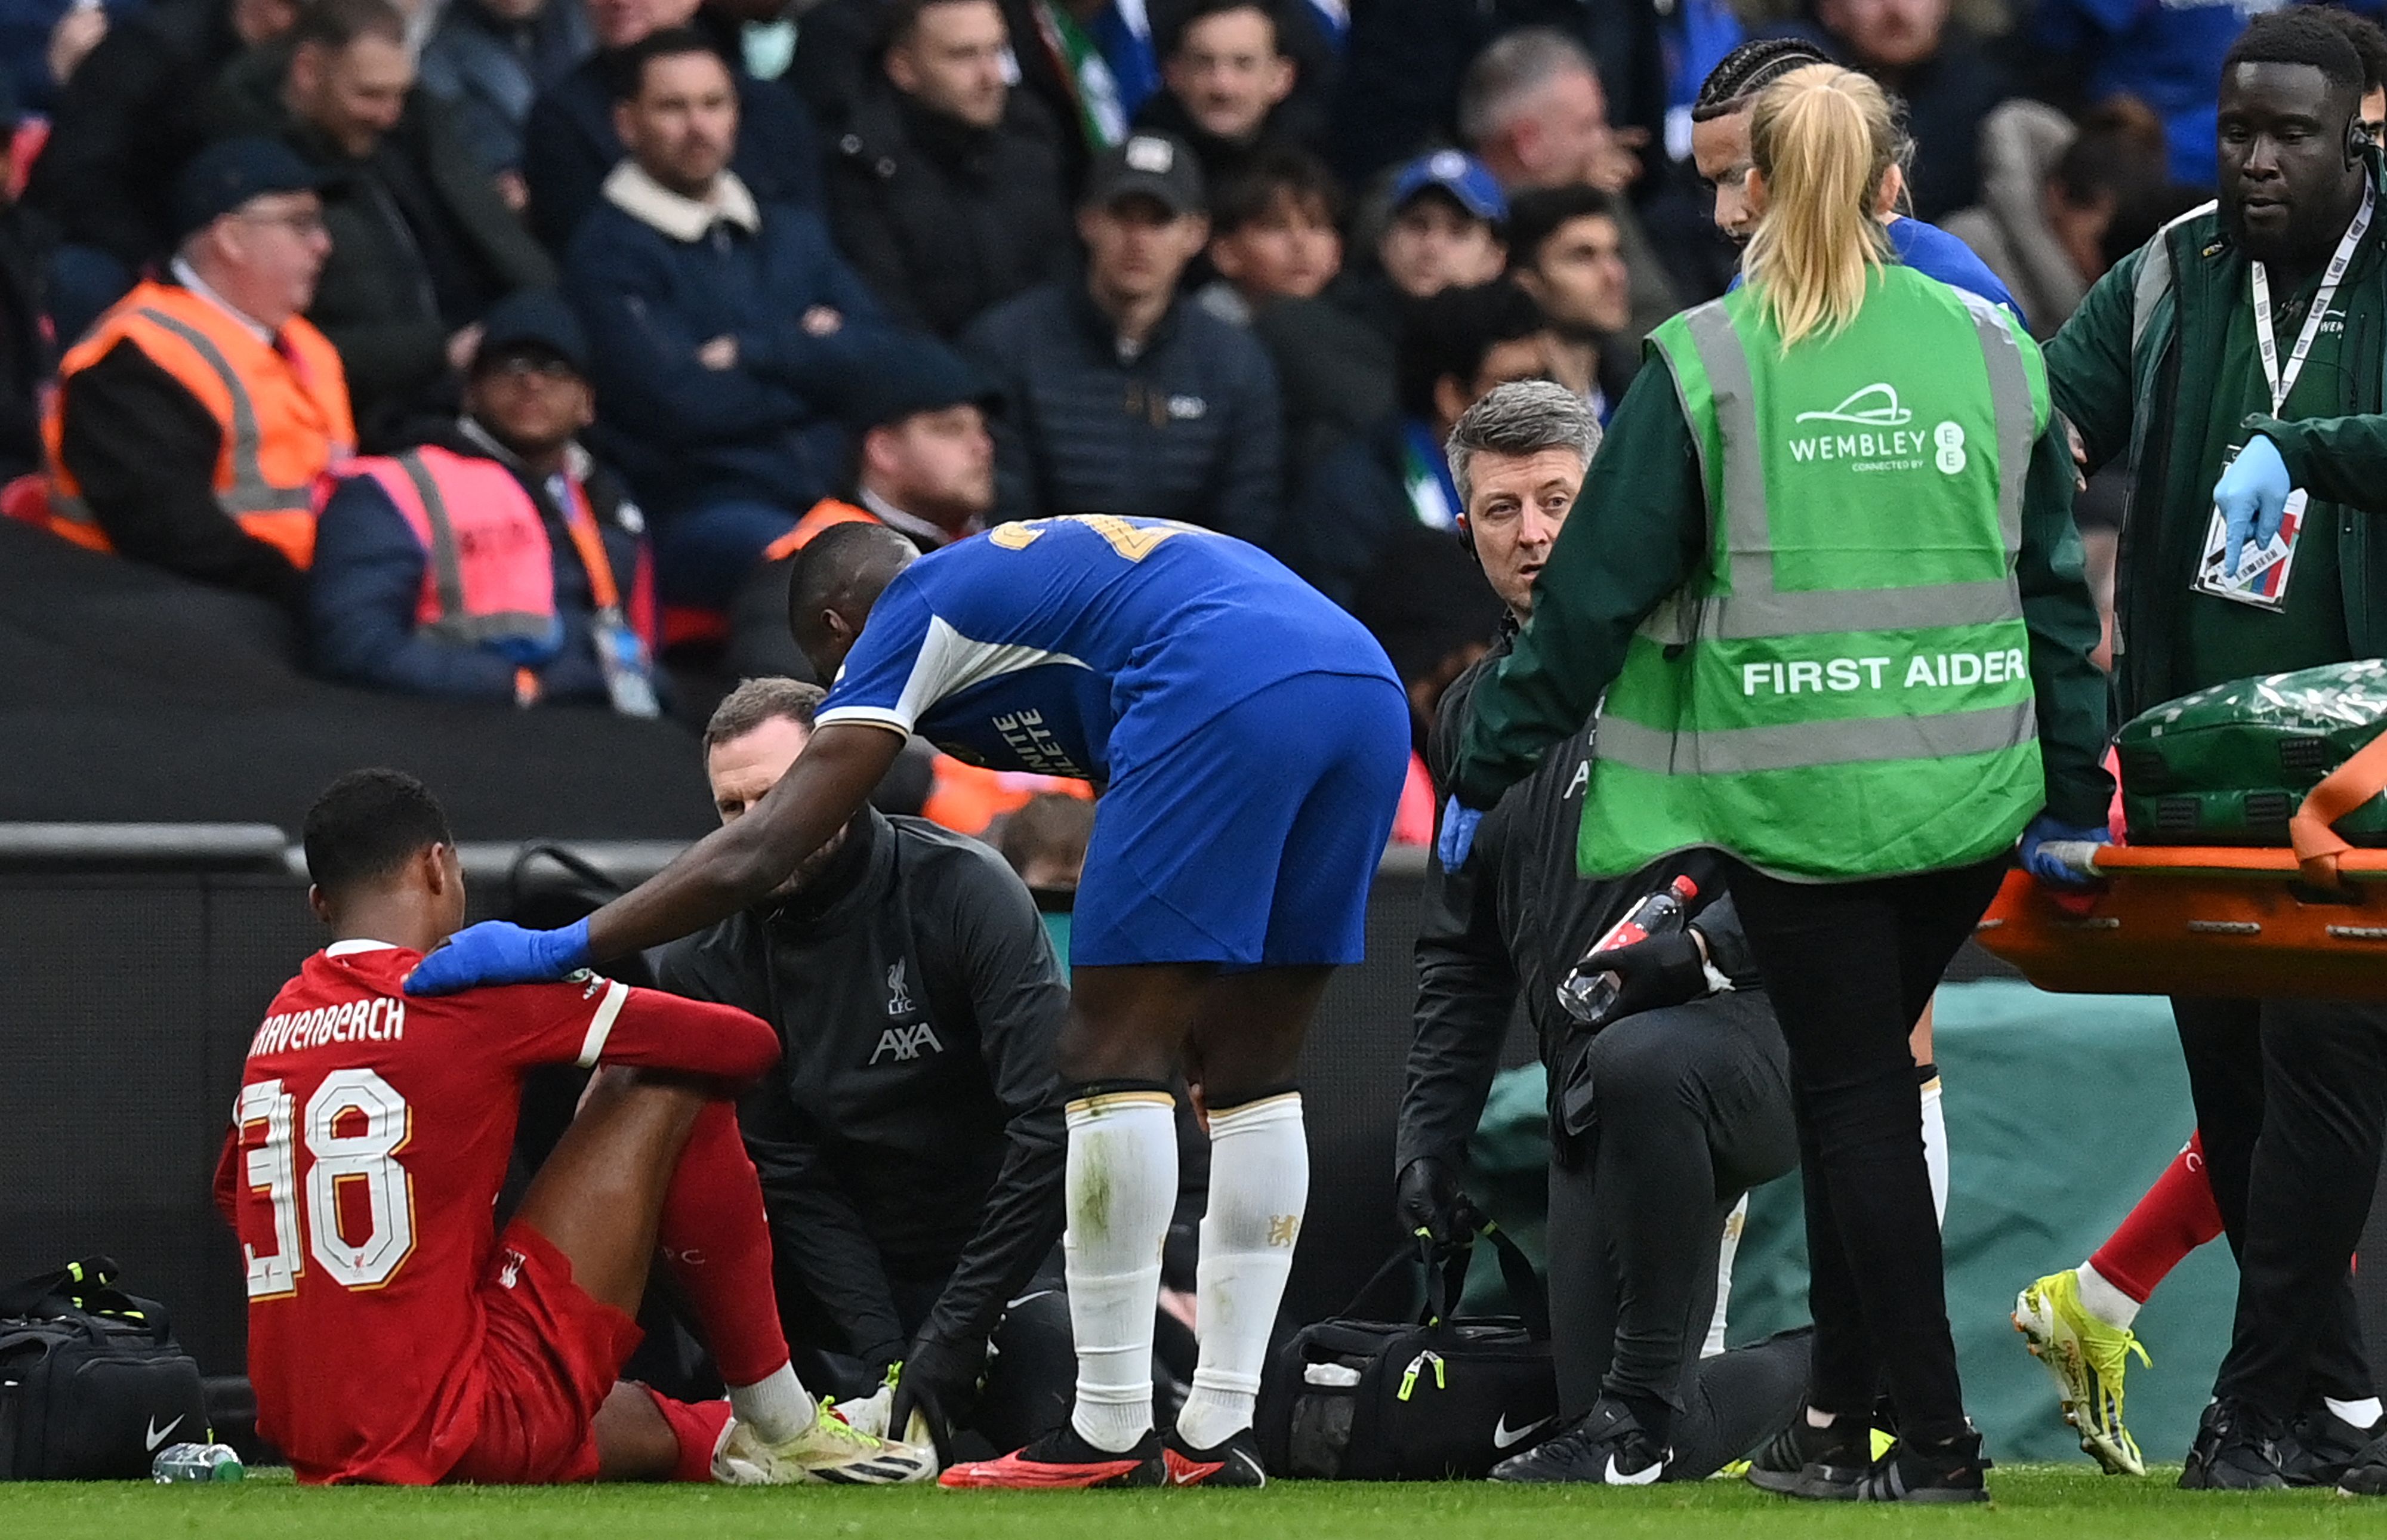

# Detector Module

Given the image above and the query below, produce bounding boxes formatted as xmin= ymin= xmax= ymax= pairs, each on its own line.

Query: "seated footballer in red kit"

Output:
xmin=213 ymin=769 xmax=936 ymax=1486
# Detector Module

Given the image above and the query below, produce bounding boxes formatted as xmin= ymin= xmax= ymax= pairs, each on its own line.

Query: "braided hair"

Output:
xmin=1692 ymin=37 xmax=1833 ymax=123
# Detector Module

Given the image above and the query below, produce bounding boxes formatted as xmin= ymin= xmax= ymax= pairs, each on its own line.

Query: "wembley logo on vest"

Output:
xmin=1786 ymin=384 xmax=1966 ymax=476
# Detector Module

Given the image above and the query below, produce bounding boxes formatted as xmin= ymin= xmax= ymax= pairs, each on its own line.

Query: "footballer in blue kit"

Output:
xmin=811 ymin=515 xmax=1408 ymax=968
xmin=409 ymin=514 xmax=1411 ymax=1491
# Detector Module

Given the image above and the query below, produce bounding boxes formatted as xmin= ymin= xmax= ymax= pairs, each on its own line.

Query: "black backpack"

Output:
xmin=0 ymin=1257 xmax=208 ymax=1479
xmin=1257 ymin=1224 xmax=1561 ymax=1480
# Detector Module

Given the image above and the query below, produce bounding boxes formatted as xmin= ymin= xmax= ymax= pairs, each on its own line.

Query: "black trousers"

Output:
xmin=1544 ymin=989 xmax=1806 ymax=1476
xmin=2179 ymin=996 xmax=2387 ymax=1418
xmin=779 ymin=1254 xmax=1078 ymax=1458
xmin=1726 ymin=855 xmax=2006 ymax=1445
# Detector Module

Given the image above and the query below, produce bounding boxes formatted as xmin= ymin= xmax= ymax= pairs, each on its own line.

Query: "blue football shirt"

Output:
xmin=816 ymin=516 xmax=1398 ymax=785
xmin=1728 ymin=217 xmax=2024 ymax=326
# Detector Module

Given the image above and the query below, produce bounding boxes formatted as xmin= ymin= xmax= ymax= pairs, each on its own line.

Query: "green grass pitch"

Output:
xmin=8 ymin=1467 xmax=2387 ymax=1539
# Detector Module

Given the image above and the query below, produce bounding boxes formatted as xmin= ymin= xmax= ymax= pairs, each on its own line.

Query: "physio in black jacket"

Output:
xmin=1394 ymin=381 xmax=1807 ymax=1485
xmin=656 ymin=676 xmax=1073 ymax=1458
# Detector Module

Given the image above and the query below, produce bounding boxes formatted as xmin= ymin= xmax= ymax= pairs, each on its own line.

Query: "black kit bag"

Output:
xmin=0 ymin=1257 xmax=208 ymax=1479
xmin=1256 ymin=1223 xmax=1561 ymax=1480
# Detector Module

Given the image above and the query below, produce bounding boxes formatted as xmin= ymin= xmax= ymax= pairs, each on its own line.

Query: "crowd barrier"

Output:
xmin=4 ymin=826 xmax=2385 ymax=1465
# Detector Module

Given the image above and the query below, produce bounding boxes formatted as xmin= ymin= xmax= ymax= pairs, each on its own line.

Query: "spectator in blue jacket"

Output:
xmin=309 ymin=291 xmax=661 ymax=710
xmin=523 ymin=0 xmax=819 ymax=251
xmin=961 ymin=131 xmax=1282 ymax=542
xmin=565 ymin=27 xmax=892 ymax=609
xmin=418 ymin=0 xmax=593 ymax=183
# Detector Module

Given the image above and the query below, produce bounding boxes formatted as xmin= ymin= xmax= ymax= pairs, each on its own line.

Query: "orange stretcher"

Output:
xmin=1976 ymin=732 xmax=2387 ymax=999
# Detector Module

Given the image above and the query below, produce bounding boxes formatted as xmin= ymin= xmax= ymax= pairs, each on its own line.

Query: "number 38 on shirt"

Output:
xmin=239 ymin=1067 xmax=415 ymax=1299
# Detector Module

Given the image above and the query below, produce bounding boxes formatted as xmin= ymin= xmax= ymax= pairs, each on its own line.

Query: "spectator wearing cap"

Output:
xmin=522 ymin=0 xmax=821 ymax=251
xmin=823 ymin=0 xmax=1072 ymax=339
xmin=1285 ymin=279 xmax=1550 ymax=727
xmin=307 ymin=289 xmax=660 ymax=709
xmin=418 ymin=0 xmax=595 ymax=184
xmin=1371 ymin=150 xmax=1509 ymax=319
xmin=28 ymin=0 xmax=303 ymax=344
xmin=208 ymin=0 xmax=558 ymax=452
xmin=43 ymin=136 xmax=354 ymax=608
xmin=961 ymin=131 xmax=1281 ymax=541
xmin=1132 ymin=0 xmax=1322 ymax=188
xmin=1504 ymin=185 xmax=1634 ymax=420
xmin=725 ymin=331 xmax=997 ymax=683
xmin=1457 ymin=28 xmax=1679 ymax=341
xmin=566 ymin=27 xmax=892 ymax=612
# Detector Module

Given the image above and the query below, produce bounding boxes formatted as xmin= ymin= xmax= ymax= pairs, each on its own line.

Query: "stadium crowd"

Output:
xmin=0 ymin=0 xmax=2238 ymax=767
xmin=10 ymin=0 xmax=2385 ymax=1505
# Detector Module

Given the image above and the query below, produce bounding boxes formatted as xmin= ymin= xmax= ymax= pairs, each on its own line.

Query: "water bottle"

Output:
xmin=1556 ymin=875 xmax=1700 ymax=1029
xmin=152 ymin=1443 xmax=244 ymax=1483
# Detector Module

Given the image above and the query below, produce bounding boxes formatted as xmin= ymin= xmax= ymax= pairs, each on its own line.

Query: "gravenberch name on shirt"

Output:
xmin=249 ymin=998 xmax=406 ymax=1057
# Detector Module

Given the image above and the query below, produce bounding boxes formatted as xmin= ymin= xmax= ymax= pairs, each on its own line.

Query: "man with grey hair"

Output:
xmin=1396 ymin=380 xmax=1809 ymax=1486
xmin=1456 ymin=27 xmax=1678 ymax=347
xmin=656 ymin=675 xmax=1077 ymax=1467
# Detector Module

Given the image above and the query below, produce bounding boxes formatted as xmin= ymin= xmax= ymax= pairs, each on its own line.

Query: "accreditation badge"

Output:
xmin=2192 ymin=442 xmax=2307 ymax=612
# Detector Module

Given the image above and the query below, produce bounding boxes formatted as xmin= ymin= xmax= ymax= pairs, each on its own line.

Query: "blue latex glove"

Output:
xmin=404 ymin=917 xmax=592 ymax=995
xmin=2017 ymin=814 xmax=2110 ymax=890
xmin=1436 ymin=796 xmax=1485 ymax=869
xmin=2213 ymin=434 xmax=2292 ymax=576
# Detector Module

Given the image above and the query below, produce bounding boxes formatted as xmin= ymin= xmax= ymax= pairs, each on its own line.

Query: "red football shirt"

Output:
xmin=213 ymin=939 xmax=777 ymax=1484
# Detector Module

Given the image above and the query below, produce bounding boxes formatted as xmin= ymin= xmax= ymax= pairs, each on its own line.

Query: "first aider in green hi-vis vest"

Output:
xmin=1581 ymin=263 xmax=2050 ymax=884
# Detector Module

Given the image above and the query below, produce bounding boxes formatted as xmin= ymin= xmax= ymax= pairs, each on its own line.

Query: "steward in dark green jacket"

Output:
xmin=2045 ymin=152 xmax=2387 ymax=722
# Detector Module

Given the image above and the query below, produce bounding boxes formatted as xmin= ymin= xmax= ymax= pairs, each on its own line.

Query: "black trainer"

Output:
xmin=2279 ymin=1405 xmax=2382 ymax=1487
xmin=1161 ymin=1426 xmax=1267 ymax=1487
xmin=1852 ymin=1428 xmax=1992 ymax=1504
xmin=2336 ymin=1431 xmax=2387 ymax=1496
xmin=1491 ymin=1399 xmax=1668 ymax=1485
xmin=1744 ymin=1406 xmax=1870 ymax=1499
xmin=2179 ymin=1399 xmax=2287 ymax=1492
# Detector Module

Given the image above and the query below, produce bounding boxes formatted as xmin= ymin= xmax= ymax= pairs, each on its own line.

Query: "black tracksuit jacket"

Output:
xmin=1395 ymin=626 xmax=1762 ymax=1171
xmin=654 ymin=808 xmax=1067 ymax=1363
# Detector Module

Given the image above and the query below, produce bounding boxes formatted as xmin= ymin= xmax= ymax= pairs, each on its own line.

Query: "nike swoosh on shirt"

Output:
xmin=1492 ymin=1414 xmax=1554 ymax=1450
xmin=145 ymin=1414 xmax=184 ymax=1451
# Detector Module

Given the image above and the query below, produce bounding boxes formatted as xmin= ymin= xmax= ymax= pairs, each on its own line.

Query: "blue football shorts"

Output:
xmin=1070 ymin=669 xmax=1412 ymax=968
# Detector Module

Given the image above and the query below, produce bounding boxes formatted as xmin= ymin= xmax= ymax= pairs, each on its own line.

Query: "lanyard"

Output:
xmin=553 ymin=475 xmax=622 ymax=615
xmin=2252 ymin=180 xmax=2374 ymax=415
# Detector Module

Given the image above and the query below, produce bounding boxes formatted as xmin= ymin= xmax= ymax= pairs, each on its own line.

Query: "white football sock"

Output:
xmin=1063 ymin=1090 xmax=1179 ymax=1452
xmin=1703 ymin=1194 xmax=1748 ymax=1359
xmin=726 ymin=1363 xmax=815 ymax=1445
xmin=1175 ymin=1092 xmax=1309 ymax=1451
xmin=1920 ymin=1072 xmax=1948 ymax=1228
xmin=2327 ymin=1396 xmax=2383 ymax=1430
xmin=2075 ymin=1262 xmax=2142 ymax=1330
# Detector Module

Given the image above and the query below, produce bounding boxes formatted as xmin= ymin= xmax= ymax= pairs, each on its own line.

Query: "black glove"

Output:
xmin=887 ymin=1331 xmax=984 ymax=1458
xmin=1584 ymin=928 xmax=1714 ymax=1029
xmin=1395 ymin=1155 xmax=1485 ymax=1248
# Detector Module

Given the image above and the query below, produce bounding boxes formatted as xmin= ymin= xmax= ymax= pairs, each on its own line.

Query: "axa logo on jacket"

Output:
xmin=45 ymin=280 xmax=355 ymax=566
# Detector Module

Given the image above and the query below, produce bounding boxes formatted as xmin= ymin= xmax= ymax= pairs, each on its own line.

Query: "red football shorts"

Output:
xmin=443 ymin=1220 xmax=643 ymax=1485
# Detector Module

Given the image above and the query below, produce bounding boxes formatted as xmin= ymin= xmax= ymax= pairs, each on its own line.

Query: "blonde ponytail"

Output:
xmin=1742 ymin=65 xmax=1898 ymax=347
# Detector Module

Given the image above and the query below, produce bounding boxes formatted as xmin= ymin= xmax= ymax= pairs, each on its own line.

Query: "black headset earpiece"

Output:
xmin=2350 ymin=113 xmax=2367 ymax=168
